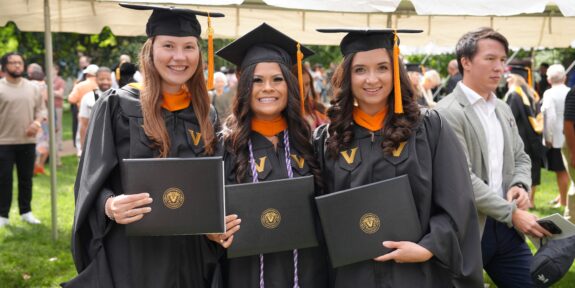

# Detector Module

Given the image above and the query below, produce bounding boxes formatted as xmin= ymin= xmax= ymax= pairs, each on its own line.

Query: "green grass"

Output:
xmin=62 ymin=103 xmax=73 ymax=141
xmin=0 ymin=156 xmax=78 ymax=287
xmin=0 ymin=148 xmax=574 ymax=286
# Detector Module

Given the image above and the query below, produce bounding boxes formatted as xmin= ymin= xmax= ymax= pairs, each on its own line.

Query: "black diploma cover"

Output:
xmin=225 ymin=176 xmax=319 ymax=258
xmin=121 ymin=157 xmax=225 ymax=236
xmin=315 ymin=175 xmax=422 ymax=267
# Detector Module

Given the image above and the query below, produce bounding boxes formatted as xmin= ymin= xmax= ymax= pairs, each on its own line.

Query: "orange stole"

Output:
xmin=162 ymin=88 xmax=191 ymax=111
xmin=251 ymin=116 xmax=288 ymax=137
xmin=352 ymin=106 xmax=388 ymax=132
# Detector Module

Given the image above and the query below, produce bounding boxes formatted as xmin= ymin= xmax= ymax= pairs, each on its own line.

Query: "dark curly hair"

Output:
xmin=326 ymin=48 xmax=420 ymax=159
xmin=223 ymin=62 xmax=322 ymax=187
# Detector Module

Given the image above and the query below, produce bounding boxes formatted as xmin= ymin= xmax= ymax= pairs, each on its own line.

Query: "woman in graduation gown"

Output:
xmin=66 ymin=4 xmax=224 ymax=287
xmin=207 ymin=23 xmax=329 ymax=287
xmin=313 ymin=28 xmax=483 ymax=287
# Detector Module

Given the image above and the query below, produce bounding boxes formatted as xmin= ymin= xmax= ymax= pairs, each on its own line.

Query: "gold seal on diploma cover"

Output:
xmin=261 ymin=208 xmax=281 ymax=229
xmin=360 ymin=213 xmax=380 ymax=234
xmin=163 ymin=187 xmax=184 ymax=209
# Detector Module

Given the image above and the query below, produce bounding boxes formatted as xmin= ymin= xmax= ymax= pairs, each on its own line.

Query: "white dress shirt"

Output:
xmin=460 ymin=83 xmax=505 ymax=197
xmin=541 ymin=84 xmax=570 ymax=148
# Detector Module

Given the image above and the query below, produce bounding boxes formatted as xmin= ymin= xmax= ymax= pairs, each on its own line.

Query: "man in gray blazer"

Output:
xmin=436 ymin=27 xmax=551 ymax=287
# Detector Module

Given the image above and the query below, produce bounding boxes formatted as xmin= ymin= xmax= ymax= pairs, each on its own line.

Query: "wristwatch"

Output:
xmin=513 ymin=183 xmax=526 ymax=190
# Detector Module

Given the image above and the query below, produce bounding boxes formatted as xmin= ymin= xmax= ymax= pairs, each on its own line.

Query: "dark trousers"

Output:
xmin=0 ymin=144 xmax=36 ymax=218
xmin=71 ymin=104 xmax=79 ymax=147
xmin=482 ymin=217 xmax=534 ymax=288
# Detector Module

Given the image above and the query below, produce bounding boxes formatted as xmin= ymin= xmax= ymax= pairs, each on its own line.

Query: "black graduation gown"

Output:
xmin=66 ymin=86 xmax=223 ymax=288
xmin=505 ymin=86 xmax=544 ymax=185
xmin=313 ymin=110 xmax=483 ymax=288
xmin=222 ymin=131 xmax=329 ymax=288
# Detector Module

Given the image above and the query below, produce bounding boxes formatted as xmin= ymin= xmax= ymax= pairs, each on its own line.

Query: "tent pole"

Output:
xmin=44 ymin=0 xmax=58 ymax=242
xmin=566 ymin=60 xmax=575 ymax=74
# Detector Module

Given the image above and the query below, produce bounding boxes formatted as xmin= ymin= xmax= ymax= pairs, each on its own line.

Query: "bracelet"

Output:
xmin=104 ymin=195 xmax=115 ymax=221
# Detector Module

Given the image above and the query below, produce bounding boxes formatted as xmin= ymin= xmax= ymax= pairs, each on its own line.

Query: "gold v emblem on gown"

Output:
xmin=188 ymin=129 xmax=202 ymax=146
xmin=290 ymin=154 xmax=305 ymax=169
xmin=255 ymin=156 xmax=267 ymax=173
xmin=341 ymin=147 xmax=358 ymax=165
xmin=392 ymin=142 xmax=407 ymax=157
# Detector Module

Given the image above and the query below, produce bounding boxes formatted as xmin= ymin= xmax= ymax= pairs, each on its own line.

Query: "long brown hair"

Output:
xmin=138 ymin=37 xmax=217 ymax=157
xmin=223 ymin=62 xmax=322 ymax=187
xmin=326 ymin=48 xmax=420 ymax=159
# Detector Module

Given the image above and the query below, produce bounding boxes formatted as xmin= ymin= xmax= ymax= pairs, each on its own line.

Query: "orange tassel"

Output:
xmin=207 ymin=13 xmax=214 ymax=90
xmin=526 ymin=67 xmax=533 ymax=88
xmin=393 ymin=31 xmax=403 ymax=114
xmin=297 ymin=43 xmax=305 ymax=116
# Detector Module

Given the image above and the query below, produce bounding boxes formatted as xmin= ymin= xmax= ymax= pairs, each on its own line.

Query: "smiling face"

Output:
xmin=351 ymin=48 xmax=393 ymax=115
xmin=250 ymin=62 xmax=288 ymax=121
xmin=461 ymin=38 xmax=507 ymax=99
xmin=96 ymin=71 xmax=112 ymax=92
xmin=152 ymin=35 xmax=200 ymax=93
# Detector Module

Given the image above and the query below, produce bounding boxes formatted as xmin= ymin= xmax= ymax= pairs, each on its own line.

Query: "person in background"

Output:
xmin=436 ymin=27 xmax=551 ymax=287
xmin=209 ymin=71 xmax=235 ymax=124
xmin=541 ymin=64 xmax=571 ymax=208
xmin=52 ymin=64 xmax=66 ymax=165
xmin=76 ymin=55 xmax=91 ymax=82
xmin=78 ymin=67 xmax=112 ymax=153
xmin=226 ymin=66 xmax=238 ymax=89
xmin=504 ymin=65 xmax=544 ymax=209
xmin=442 ymin=59 xmax=462 ymax=98
xmin=27 ymin=63 xmax=50 ymax=175
xmin=111 ymin=54 xmax=142 ymax=89
xmin=117 ymin=62 xmax=138 ymax=88
xmin=68 ymin=64 xmax=99 ymax=155
xmin=291 ymin=65 xmax=328 ymax=129
xmin=537 ymin=62 xmax=550 ymax=96
xmin=421 ymin=69 xmax=440 ymax=107
xmin=0 ymin=52 xmax=46 ymax=227
xmin=405 ymin=63 xmax=428 ymax=107
xmin=563 ymin=87 xmax=575 ymax=223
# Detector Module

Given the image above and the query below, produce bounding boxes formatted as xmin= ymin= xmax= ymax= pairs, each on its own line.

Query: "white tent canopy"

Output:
xmin=1 ymin=0 xmax=575 ymax=50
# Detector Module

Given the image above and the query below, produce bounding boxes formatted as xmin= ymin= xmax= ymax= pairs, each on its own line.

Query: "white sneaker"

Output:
xmin=0 ymin=216 xmax=9 ymax=227
xmin=21 ymin=212 xmax=41 ymax=224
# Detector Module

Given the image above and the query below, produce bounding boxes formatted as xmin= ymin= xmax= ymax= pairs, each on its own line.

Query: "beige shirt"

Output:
xmin=68 ymin=77 xmax=98 ymax=105
xmin=0 ymin=78 xmax=45 ymax=145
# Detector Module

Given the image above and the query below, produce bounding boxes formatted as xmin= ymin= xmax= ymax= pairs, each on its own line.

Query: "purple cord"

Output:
xmin=248 ymin=130 xmax=299 ymax=288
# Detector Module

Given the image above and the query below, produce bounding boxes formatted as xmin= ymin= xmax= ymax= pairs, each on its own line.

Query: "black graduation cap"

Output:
xmin=507 ymin=64 xmax=533 ymax=87
xmin=216 ymin=23 xmax=314 ymax=70
xmin=316 ymin=28 xmax=422 ymax=114
xmin=315 ymin=28 xmax=422 ymax=56
xmin=119 ymin=3 xmax=224 ymax=38
xmin=405 ymin=63 xmax=423 ymax=73
xmin=508 ymin=65 xmax=528 ymax=80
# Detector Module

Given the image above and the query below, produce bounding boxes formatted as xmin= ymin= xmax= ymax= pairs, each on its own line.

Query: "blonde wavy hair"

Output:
xmin=138 ymin=37 xmax=217 ymax=157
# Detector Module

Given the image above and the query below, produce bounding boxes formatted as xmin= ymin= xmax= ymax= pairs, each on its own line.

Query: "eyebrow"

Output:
xmin=253 ymin=73 xmax=283 ymax=78
xmin=352 ymin=61 xmax=390 ymax=67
